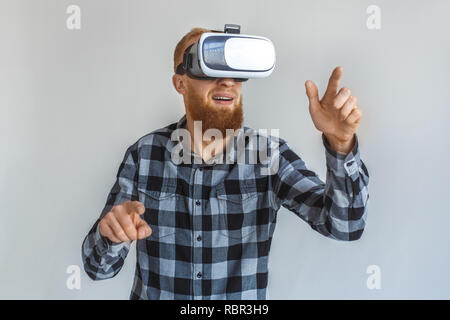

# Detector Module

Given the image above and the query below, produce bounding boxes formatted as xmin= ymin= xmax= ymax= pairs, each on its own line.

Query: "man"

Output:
xmin=82 ymin=27 xmax=369 ymax=300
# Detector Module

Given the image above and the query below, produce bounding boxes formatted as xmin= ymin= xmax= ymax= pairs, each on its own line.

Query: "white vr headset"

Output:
xmin=175 ymin=24 xmax=276 ymax=82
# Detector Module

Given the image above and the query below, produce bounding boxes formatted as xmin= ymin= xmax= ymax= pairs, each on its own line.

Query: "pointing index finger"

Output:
xmin=323 ymin=66 xmax=343 ymax=100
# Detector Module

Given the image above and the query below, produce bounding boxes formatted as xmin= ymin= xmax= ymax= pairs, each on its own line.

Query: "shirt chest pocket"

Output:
xmin=216 ymin=182 xmax=260 ymax=240
xmin=137 ymin=183 xmax=178 ymax=239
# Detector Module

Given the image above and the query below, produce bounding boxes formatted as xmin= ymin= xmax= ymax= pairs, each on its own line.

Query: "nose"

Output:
xmin=216 ymin=77 xmax=236 ymax=87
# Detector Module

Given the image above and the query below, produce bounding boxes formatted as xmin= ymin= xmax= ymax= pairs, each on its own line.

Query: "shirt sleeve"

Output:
xmin=81 ymin=142 xmax=139 ymax=280
xmin=270 ymin=133 xmax=370 ymax=241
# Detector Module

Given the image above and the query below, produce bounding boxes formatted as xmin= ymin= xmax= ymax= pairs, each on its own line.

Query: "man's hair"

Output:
xmin=173 ymin=27 xmax=211 ymax=73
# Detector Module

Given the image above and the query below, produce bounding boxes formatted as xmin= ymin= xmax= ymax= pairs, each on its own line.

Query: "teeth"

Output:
xmin=213 ymin=96 xmax=232 ymax=101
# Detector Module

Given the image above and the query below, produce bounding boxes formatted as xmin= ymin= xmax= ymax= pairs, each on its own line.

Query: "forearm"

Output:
xmin=81 ymin=142 xmax=139 ymax=280
xmin=273 ymin=134 xmax=370 ymax=241
xmin=81 ymin=218 xmax=131 ymax=280
xmin=316 ymin=133 xmax=370 ymax=240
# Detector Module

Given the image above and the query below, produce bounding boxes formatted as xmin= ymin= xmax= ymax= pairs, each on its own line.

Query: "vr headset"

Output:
xmin=175 ymin=24 xmax=276 ymax=82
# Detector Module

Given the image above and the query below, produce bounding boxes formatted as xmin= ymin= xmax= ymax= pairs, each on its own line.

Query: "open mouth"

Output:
xmin=212 ymin=93 xmax=235 ymax=105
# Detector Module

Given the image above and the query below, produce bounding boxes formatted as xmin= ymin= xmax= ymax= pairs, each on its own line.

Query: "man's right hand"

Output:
xmin=99 ymin=201 xmax=152 ymax=243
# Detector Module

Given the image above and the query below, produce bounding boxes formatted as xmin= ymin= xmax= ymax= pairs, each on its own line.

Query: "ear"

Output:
xmin=172 ymin=74 xmax=186 ymax=95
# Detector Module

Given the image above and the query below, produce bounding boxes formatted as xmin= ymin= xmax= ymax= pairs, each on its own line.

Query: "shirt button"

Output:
xmin=197 ymin=272 xmax=202 ymax=279
xmin=195 ymin=200 xmax=201 ymax=206
xmin=344 ymin=159 xmax=358 ymax=175
xmin=197 ymin=235 xmax=202 ymax=241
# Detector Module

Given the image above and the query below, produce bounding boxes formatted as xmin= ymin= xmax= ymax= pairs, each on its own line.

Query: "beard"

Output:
xmin=185 ymin=84 xmax=244 ymax=137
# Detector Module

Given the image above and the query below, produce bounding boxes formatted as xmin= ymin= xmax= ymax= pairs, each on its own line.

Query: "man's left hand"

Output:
xmin=305 ymin=66 xmax=362 ymax=154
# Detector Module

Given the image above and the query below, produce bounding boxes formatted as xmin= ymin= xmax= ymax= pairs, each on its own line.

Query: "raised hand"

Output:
xmin=305 ymin=66 xmax=362 ymax=154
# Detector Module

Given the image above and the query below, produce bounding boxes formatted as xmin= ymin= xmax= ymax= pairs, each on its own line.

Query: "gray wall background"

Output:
xmin=1 ymin=0 xmax=449 ymax=299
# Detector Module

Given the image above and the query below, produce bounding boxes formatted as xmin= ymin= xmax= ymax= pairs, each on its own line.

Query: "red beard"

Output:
xmin=185 ymin=84 xmax=244 ymax=137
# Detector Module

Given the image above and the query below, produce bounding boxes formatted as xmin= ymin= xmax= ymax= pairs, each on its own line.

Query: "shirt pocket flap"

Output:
xmin=216 ymin=181 xmax=258 ymax=203
xmin=137 ymin=183 xmax=177 ymax=200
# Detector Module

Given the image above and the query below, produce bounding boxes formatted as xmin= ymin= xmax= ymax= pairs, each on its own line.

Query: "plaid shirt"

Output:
xmin=82 ymin=115 xmax=370 ymax=300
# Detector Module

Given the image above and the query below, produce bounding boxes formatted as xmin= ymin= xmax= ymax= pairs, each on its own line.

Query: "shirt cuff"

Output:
xmin=322 ymin=133 xmax=362 ymax=181
xmin=94 ymin=221 xmax=129 ymax=254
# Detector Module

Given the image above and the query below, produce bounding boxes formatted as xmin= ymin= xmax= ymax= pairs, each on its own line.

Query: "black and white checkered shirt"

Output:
xmin=82 ymin=115 xmax=370 ymax=299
